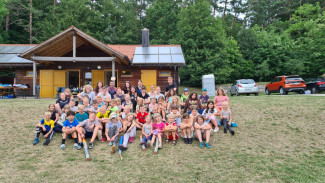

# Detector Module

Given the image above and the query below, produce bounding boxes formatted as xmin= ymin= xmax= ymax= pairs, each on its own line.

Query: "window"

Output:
xmin=159 ymin=71 xmax=171 ymax=77
xmin=84 ymin=72 xmax=92 ymax=85
xmin=25 ymin=71 xmax=33 ymax=77
xmin=121 ymin=71 xmax=132 ymax=77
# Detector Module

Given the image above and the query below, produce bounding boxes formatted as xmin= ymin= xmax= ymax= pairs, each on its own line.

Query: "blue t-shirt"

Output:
xmin=200 ymin=95 xmax=209 ymax=104
xmin=106 ymin=121 xmax=122 ymax=129
xmin=63 ymin=119 xmax=79 ymax=128
xmin=75 ymin=113 xmax=89 ymax=122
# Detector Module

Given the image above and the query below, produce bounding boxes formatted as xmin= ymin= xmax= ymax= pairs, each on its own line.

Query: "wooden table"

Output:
xmin=0 ymin=87 xmax=28 ymax=99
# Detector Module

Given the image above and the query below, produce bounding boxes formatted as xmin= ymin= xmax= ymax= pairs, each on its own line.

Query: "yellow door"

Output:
xmin=92 ymin=70 xmax=104 ymax=88
xmin=53 ymin=70 xmax=66 ymax=95
xmin=141 ymin=70 xmax=157 ymax=90
xmin=40 ymin=70 xmax=54 ymax=98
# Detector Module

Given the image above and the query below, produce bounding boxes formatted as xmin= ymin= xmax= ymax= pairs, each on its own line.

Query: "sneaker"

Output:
xmin=73 ymin=143 xmax=79 ymax=149
xmin=214 ymin=128 xmax=219 ymax=133
xmin=129 ymin=137 xmax=134 ymax=143
xmin=108 ymin=141 xmax=113 ymax=146
xmin=188 ymin=138 xmax=193 ymax=144
xmin=199 ymin=141 xmax=204 ymax=148
xmin=88 ymin=142 xmax=94 ymax=149
xmin=205 ymin=142 xmax=211 ymax=148
xmin=224 ymin=128 xmax=227 ymax=134
xmin=60 ymin=144 xmax=65 ymax=150
xmin=76 ymin=143 xmax=82 ymax=150
xmin=139 ymin=141 xmax=145 ymax=145
xmin=118 ymin=145 xmax=127 ymax=151
xmin=230 ymin=130 xmax=235 ymax=135
xmin=33 ymin=138 xmax=39 ymax=145
xmin=43 ymin=139 xmax=50 ymax=146
xmin=147 ymin=140 xmax=151 ymax=145
xmin=111 ymin=145 xmax=116 ymax=154
xmin=101 ymin=137 xmax=107 ymax=142
xmin=184 ymin=138 xmax=188 ymax=144
xmin=145 ymin=143 xmax=149 ymax=148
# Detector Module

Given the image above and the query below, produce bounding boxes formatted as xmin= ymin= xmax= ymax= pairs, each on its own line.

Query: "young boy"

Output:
xmin=171 ymin=105 xmax=182 ymax=131
xmin=180 ymin=113 xmax=192 ymax=144
xmin=90 ymin=100 xmax=99 ymax=112
xmin=136 ymin=105 xmax=148 ymax=129
xmin=199 ymin=88 xmax=209 ymax=109
xmin=76 ymin=111 xmax=102 ymax=149
xmin=60 ymin=111 xmax=80 ymax=150
xmin=75 ymin=105 xmax=89 ymax=122
xmin=68 ymin=98 xmax=78 ymax=112
xmin=108 ymin=99 xmax=119 ymax=116
xmin=165 ymin=76 xmax=177 ymax=95
xmin=95 ymin=96 xmax=105 ymax=108
xmin=105 ymin=113 xmax=122 ymax=154
xmin=164 ymin=114 xmax=178 ymax=146
xmin=33 ymin=112 xmax=54 ymax=146
xmin=180 ymin=88 xmax=189 ymax=109
xmin=97 ymin=106 xmax=111 ymax=142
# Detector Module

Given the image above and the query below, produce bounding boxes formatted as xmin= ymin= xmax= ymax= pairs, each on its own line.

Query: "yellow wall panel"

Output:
xmin=40 ymin=70 xmax=54 ymax=98
xmin=141 ymin=70 xmax=157 ymax=90
xmin=92 ymin=70 xmax=105 ymax=89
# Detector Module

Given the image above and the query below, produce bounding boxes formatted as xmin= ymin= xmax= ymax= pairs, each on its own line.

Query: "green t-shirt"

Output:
xmin=180 ymin=94 xmax=189 ymax=103
xmin=110 ymin=106 xmax=119 ymax=116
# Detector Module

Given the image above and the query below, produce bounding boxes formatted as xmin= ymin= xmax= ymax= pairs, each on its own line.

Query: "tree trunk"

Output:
xmin=223 ymin=0 xmax=228 ymax=20
xmin=29 ymin=0 xmax=32 ymax=44
xmin=5 ymin=14 xmax=10 ymax=32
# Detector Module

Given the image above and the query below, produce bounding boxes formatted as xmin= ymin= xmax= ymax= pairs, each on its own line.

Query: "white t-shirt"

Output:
xmin=97 ymin=92 xmax=111 ymax=101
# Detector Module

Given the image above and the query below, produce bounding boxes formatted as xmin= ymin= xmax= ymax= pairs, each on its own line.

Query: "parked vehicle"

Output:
xmin=305 ymin=78 xmax=325 ymax=94
xmin=230 ymin=79 xmax=259 ymax=96
xmin=265 ymin=75 xmax=306 ymax=95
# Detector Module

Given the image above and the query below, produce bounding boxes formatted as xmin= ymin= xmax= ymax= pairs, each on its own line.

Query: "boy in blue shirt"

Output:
xmin=75 ymin=105 xmax=89 ymax=122
xmin=33 ymin=112 xmax=54 ymax=146
xmin=60 ymin=111 xmax=80 ymax=150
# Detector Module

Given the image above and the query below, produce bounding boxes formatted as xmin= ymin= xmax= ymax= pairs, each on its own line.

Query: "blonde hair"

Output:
xmin=127 ymin=113 xmax=134 ymax=119
xmin=124 ymin=94 xmax=130 ymax=99
xmin=221 ymin=101 xmax=230 ymax=112
xmin=123 ymin=105 xmax=130 ymax=111
xmin=167 ymin=114 xmax=174 ymax=119
xmin=153 ymin=113 xmax=162 ymax=122
xmin=172 ymin=96 xmax=180 ymax=106
xmin=115 ymin=98 xmax=121 ymax=104
xmin=83 ymin=84 xmax=93 ymax=93
xmin=44 ymin=111 xmax=51 ymax=116
xmin=63 ymin=105 xmax=70 ymax=110
xmin=137 ymin=97 xmax=144 ymax=104
xmin=100 ymin=106 xmax=106 ymax=111
xmin=217 ymin=88 xmax=227 ymax=96
xmin=78 ymin=104 xmax=84 ymax=109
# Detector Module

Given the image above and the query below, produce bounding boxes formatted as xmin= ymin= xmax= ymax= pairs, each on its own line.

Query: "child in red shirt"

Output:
xmin=136 ymin=105 xmax=148 ymax=129
xmin=165 ymin=114 xmax=178 ymax=146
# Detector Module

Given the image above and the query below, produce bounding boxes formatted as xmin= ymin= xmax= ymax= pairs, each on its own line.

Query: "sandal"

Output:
xmin=172 ymin=140 xmax=176 ymax=146
xmin=165 ymin=139 xmax=169 ymax=144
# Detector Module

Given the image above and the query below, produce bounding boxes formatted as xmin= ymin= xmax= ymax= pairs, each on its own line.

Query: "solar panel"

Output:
xmin=132 ymin=55 xmax=145 ymax=64
xmin=146 ymin=54 xmax=159 ymax=63
xmin=170 ymin=47 xmax=182 ymax=54
xmin=158 ymin=47 xmax=170 ymax=55
xmin=159 ymin=55 xmax=172 ymax=63
xmin=171 ymin=55 xmax=185 ymax=63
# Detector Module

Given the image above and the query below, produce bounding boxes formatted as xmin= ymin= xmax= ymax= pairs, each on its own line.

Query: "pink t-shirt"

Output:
xmin=214 ymin=95 xmax=229 ymax=108
xmin=153 ymin=122 xmax=165 ymax=131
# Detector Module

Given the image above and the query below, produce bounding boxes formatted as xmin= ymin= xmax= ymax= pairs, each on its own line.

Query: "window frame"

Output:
xmin=25 ymin=71 xmax=33 ymax=77
xmin=121 ymin=70 xmax=133 ymax=77
xmin=159 ymin=71 xmax=171 ymax=77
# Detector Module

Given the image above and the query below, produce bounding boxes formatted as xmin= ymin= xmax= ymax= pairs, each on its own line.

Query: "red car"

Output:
xmin=265 ymin=75 xmax=306 ymax=95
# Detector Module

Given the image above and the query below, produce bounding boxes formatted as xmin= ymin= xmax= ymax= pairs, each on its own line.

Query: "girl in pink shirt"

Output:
xmin=151 ymin=113 xmax=165 ymax=149
xmin=214 ymin=88 xmax=229 ymax=111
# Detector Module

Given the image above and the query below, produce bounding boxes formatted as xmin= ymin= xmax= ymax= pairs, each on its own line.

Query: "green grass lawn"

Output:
xmin=0 ymin=94 xmax=324 ymax=182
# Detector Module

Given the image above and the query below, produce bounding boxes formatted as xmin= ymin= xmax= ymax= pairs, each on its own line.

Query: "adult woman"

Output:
xmin=77 ymin=84 xmax=96 ymax=105
xmin=155 ymin=86 xmax=165 ymax=100
xmin=214 ymin=88 xmax=229 ymax=111
xmin=184 ymin=92 xmax=202 ymax=113
xmin=148 ymin=85 xmax=156 ymax=98
xmin=130 ymin=86 xmax=138 ymax=111
xmin=136 ymin=80 xmax=143 ymax=95
xmin=138 ymin=86 xmax=150 ymax=105
xmin=94 ymin=81 xmax=104 ymax=96
xmin=122 ymin=81 xmax=131 ymax=95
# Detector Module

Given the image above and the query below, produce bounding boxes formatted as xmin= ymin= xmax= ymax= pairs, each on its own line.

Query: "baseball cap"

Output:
xmin=110 ymin=113 xmax=117 ymax=119
xmin=202 ymin=88 xmax=207 ymax=92
xmin=184 ymin=88 xmax=189 ymax=92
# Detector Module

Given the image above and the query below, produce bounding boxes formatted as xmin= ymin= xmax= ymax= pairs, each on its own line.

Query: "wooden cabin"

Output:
xmin=0 ymin=26 xmax=186 ymax=98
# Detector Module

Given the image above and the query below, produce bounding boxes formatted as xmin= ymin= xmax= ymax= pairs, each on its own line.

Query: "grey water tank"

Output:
xmin=202 ymin=74 xmax=215 ymax=97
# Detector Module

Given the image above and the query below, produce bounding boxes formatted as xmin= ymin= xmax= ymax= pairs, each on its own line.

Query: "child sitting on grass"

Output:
xmin=220 ymin=101 xmax=235 ymax=135
xmin=136 ymin=105 xmax=148 ymax=129
xmin=194 ymin=115 xmax=212 ymax=148
xmin=76 ymin=111 xmax=101 ymax=149
xmin=75 ymin=105 xmax=89 ymax=122
xmin=105 ymin=113 xmax=122 ymax=154
xmin=157 ymin=96 xmax=166 ymax=121
xmin=135 ymin=97 xmax=144 ymax=113
xmin=148 ymin=97 xmax=158 ymax=114
xmin=108 ymin=99 xmax=119 ymax=116
xmin=180 ymin=113 xmax=192 ymax=144
xmin=168 ymin=96 xmax=181 ymax=114
xmin=202 ymin=101 xmax=219 ymax=133
xmin=68 ymin=99 xmax=78 ymax=112
xmin=118 ymin=113 xmax=137 ymax=151
xmin=57 ymin=105 xmax=70 ymax=129
xmin=165 ymin=114 xmax=178 ymax=146
xmin=95 ymin=96 xmax=105 ymax=108
xmin=97 ymin=106 xmax=111 ymax=142
xmin=82 ymin=96 xmax=91 ymax=112
xmin=150 ymin=107 xmax=159 ymax=119
xmin=140 ymin=115 xmax=153 ymax=149
xmin=122 ymin=94 xmax=133 ymax=112
xmin=151 ymin=113 xmax=165 ymax=149
xmin=170 ymin=105 xmax=182 ymax=131
xmin=33 ymin=112 xmax=54 ymax=146
xmin=90 ymin=100 xmax=99 ymax=112
xmin=60 ymin=111 xmax=80 ymax=150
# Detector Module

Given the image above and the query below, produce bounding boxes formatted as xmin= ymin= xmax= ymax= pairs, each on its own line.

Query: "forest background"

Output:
xmin=0 ymin=0 xmax=324 ymax=86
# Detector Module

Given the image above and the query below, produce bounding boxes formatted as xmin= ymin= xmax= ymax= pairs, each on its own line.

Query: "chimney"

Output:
xmin=142 ymin=28 xmax=149 ymax=47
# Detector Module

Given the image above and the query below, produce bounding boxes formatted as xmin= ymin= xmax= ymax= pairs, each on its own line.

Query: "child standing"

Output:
xmin=180 ymin=114 xmax=192 ymax=144
xmin=118 ymin=113 xmax=137 ymax=151
xmin=194 ymin=115 xmax=212 ymax=148
xmin=140 ymin=115 xmax=153 ymax=148
xmin=105 ymin=113 xmax=122 ymax=154
xmin=136 ymin=105 xmax=148 ymax=129
xmin=164 ymin=114 xmax=178 ymax=146
xmin=76 ymin=111 xmax=102 ymax=149
xmin=151 ymin=113 xmax=165 ymax=149
xmin=60 ymin=111 xmax=80 ymax=150
xmin=75 ymin=105 xmax=89 ymax=122
xmin=33 ymin=112 xmax=54 ymax=146
xmin=202 ymin=101 xmax=219 ymax=132
xmin=220 ymin=101 xmax=235 ymax=135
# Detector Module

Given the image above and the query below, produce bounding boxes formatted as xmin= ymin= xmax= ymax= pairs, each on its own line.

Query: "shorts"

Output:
xmin=84 ymin=131 xmax=94 ymax=138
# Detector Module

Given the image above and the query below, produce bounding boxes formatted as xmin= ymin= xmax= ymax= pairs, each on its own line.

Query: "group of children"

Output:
xmin=33 ymin=79 xmax=235 ymax=155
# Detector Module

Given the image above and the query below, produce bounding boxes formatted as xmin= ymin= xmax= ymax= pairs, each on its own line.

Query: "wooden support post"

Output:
xmin=73 ymin=31 xmax=76 ymax=59
xmin=33 ymin=60 xmax=36 ymax=96
xmin=112 ymin=58 xmax=116 ymax=78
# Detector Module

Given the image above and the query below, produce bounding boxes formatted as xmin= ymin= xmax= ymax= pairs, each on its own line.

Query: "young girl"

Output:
xmin=180 ymin=114 xmax=192 ymax=144
xmin=49 ymin=104 xmax=60 ymax=132
xmin=194 ymin=115 xmax=212 ymax=148
xmin=150 ymin=107 xmax=159 ymax=119
xmin=148 ymin=97 xmax=158 ymax=114
xmin=166 ymin=89 xmax=176 ymax=104
xmin=130 ymin=86 xmax=138 ymax=112
xmin=118 ymin=113 xmax=137 ymax=151
xmin=96 ymin=106 xmax=111 ymax=142
xmin=157 ymin=96 xmax=166 ymax=121
xmin=184 ymin=92 xmax=202 ymax=113
xmin=68 ymin=99 xmax=78 ymax=112
xmin=164 ymin=114 xmax=178 ymax=146
xmin=82 ymin=96 xmax=91 ymax=112
xmin=148 ymin=85 xmax=156 ymax=98
xmin=122 ymin=94 xmax=133 ymax=112
xmin=214 ymin=88 xmax=229 ymax=111
xmin=167 ymin=96 xmax=181 ymax=114
xmin=115 ymin=98 xmax=122 ymax=113
xmin=140 ymin=115 xmax=153 ymax=149
xmin=151 ymin=113 xmax=165 ymax=149
xmin=189 ymin=107 xmax=199 ymax=127
xmin=220 ymin=101 xmax=235 ymax=135
xmin=170 ymin=105 xmax=182 ymax=131
xmin=94 ymin=81 xmax=104 ymax=96
xmin=115 ymin=88 xmax=125 ymax=103
xmin=202 ymin=101 xmax=219 ymax=133
xmin=135 ymin=97 xmax=144 ymax=113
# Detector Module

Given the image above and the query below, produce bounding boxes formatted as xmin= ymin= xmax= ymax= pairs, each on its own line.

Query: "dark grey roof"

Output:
xmin=132 ymin=47 xmax=185 ymax=66
xmin=0 ymin=46 xmax=34 ymax=64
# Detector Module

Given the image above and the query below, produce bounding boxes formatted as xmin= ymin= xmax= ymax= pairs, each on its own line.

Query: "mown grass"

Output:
xmin=0 ymin=93 xmax=324 ymax=182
